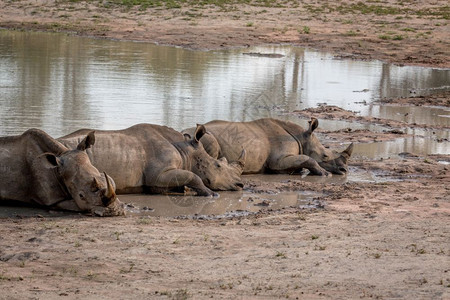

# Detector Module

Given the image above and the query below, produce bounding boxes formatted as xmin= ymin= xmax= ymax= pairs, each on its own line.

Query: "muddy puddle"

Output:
xmin=120 ymin=190 xmax=324 ymax=219
xmin=1 ymin=31 xmax=449 ymax=137
xmin=0 ymin=190 xmax=325 ymax=219
xmin=93 ymin=174 xmax=337 ymax=218
xmin=119 ymin=171 xmax=396 ymax=218
xmin=1 ymin=30 xmax=448 ymax=157
xmin=0 ymin=30 xmax=448 ymax=218
xmin=0 ymin=168 xmax=413 ymax=219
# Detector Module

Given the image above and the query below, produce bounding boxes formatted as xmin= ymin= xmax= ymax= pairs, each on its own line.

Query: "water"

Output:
xmin=0 ymin=29 xmax=449 ymax=217
xmin=121 ymin=190 xmax=323 ymax=218
xmin=1 ymin=30 xmax=448 ymax=138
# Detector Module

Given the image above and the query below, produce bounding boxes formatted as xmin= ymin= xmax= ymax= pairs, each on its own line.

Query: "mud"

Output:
xmin=1 ymin=149 xmax=448 ymax=299
xmin=0 ymin=1 xmax=449 ymax=299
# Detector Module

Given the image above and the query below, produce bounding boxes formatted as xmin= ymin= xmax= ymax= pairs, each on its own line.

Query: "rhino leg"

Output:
xmin=151 ymin=169 xmax=215 ymax=196
xmin=269 ymin=155 xmax=330 ymax=176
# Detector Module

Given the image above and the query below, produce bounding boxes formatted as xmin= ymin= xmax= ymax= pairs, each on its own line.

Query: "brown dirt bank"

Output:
xmin=0 ymin=153 xmax=449 ymax=299
xmin=0 ymin=0 xmax=449 ymax=68
xmin=1 ymin=1 xmax=450 ymax=299
xmin=1 ymin=112 xmax=449 ymax=298
xmin=377 ymin=90 xmax=450 ymax=107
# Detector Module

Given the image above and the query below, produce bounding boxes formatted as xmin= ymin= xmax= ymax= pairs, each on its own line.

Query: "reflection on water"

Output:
xmin=1 ymin=31 xmax=449 ymax=136
xmin=367 ymin=105 xmax=450 ymax=127
xmin=354 ymin=136 xmax=449 ymax=159
xmin=2 ymin=30 xmax=448 ymax=217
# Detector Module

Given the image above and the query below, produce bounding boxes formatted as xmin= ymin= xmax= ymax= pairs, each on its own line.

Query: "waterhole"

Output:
xmin=0 ymin=30 xmax=448 ymax=217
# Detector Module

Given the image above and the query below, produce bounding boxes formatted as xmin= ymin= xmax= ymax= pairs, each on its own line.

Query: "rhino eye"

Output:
xmin=215 ymin=162 xmax=221 ymax=168
xmin=79 ymin=192 xmax=86 ymax=200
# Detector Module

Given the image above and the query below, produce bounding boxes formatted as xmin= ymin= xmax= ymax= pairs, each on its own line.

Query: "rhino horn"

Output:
xmin=341 ymin=143 xmax=354 ymax=159
xmin=104 ymin=172 xmax=116 ymax=199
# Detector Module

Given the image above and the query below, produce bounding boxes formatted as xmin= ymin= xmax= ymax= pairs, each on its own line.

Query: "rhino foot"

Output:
xmin=309 ymin=167 xmax=331 ymax=177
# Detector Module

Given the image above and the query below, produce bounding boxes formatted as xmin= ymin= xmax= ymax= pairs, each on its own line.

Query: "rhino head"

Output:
xmin=183 ymin=124 xmax=246 ymax=191
xmin=316 ymin=143 xmax=353 ymax=175
xmin=301 ymin=118 xmax=353 ymax=175
xmin=42 ymin=131 xmax=124 ymax=216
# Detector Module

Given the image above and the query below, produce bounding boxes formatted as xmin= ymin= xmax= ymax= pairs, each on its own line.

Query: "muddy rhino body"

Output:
xmin=59 ymin=124 xmax=245 ymax=196
xmin=0 ymin=129 xmax=123 ymax=216
xmin=183 ymin=118 xmax=353 ymax=175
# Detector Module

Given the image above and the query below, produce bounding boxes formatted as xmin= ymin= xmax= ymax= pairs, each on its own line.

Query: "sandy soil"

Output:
xmin=0 ymin=1 xmax=449 ymax=299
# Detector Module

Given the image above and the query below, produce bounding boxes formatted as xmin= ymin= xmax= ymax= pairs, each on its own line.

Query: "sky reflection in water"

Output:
xmin=0 ymin=30 xmax=449 ymax=158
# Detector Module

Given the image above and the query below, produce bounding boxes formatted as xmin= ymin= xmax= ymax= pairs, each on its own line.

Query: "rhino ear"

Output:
xmin=77 ymin=131 xmax=95 ymax=151
xmin=40 ymin=153 xmax=62 ymax=168
xmin=307 ymin=118 xmax=319 ymax=134
xmin=194 ymin=124 xmax=207 ymax=143
xmin=183 ymin=133 xmax=192 ymax=141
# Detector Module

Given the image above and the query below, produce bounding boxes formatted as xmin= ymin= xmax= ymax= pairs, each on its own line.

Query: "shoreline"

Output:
xmin=1 ymin=0 xmax=448 ymax=68
xmin=0 ymin=1 xmax=449 ymax=299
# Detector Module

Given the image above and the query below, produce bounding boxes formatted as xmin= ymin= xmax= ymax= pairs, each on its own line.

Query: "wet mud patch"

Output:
xmin=347 ymin=166 xmax=405 ymax=183
xmin=351 ymin=154 xmax=449 ymax=178
xmin=146 ymin=165 xmax=434 ymax=220
xmin=322 ymin=128 xmax=408 ymax=144
xmin=292 ymin=104 xmax=450 ymax=132
xmin=347 ymin=164 xmax=437 ymax=185
xmin=121 ymin=185 xmax=325 ymax=219
xmin=376 ymin=90 xmax=450 ymax=108
xmin=242 ymin=52 xmax=285 ymax=58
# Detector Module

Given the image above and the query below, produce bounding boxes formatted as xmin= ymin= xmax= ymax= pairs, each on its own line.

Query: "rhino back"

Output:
xmin=204 ymin=120 xmax=271 ymax=174
xmin=0 ymin=136 xmax=31 ymax=202
xmin=0 ymin=130 xmax=68 ymax=205
xmin=203 ymin=118 xmax=305 ymax=174
xmin=59 ymin=124 xmax=184 ymax=193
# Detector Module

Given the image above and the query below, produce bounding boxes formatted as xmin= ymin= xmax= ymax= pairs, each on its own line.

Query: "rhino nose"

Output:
xmin=338 ymin=167 xmax=348 ymax=174
xmin=236 ymin=182 xmax=244 ymax=189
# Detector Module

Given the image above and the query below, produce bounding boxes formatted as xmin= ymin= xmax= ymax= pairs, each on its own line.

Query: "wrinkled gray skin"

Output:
xmin=183 ymin=118 xmax=353 ymax=175
xmin=0 ymin=129 xmax=124 ymax=216
xmin=58 ymin=124 xmax=245 ymax=196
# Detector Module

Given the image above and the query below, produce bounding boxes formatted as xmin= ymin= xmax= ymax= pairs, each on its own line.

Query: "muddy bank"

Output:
xmin=288 ymin=92 xmax=449 ymax=145
xmin=0 ymin=152 xmax=449 ymax=299
xmin=1 ymin=115 xmax=449 ymax=298
xmin=377 ymin=90 xmax=450 ymax=107
xmin=0 ymin=0 xmax=449 ymax=68
xmin=1 ymin=1 xmax=450 ymax=299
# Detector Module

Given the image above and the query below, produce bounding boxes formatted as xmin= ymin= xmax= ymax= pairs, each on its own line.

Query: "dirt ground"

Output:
xmin=0 ymin=1 xmax=449 ymax=299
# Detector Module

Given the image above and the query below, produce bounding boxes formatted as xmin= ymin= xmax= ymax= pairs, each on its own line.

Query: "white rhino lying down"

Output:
xmin=183 ymin=118 xmax=353 ymax=175
xmin=0 ymin=129 xmax=124 ymax=216
xmin=58 ymin=124 xmax=246 ymax=196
